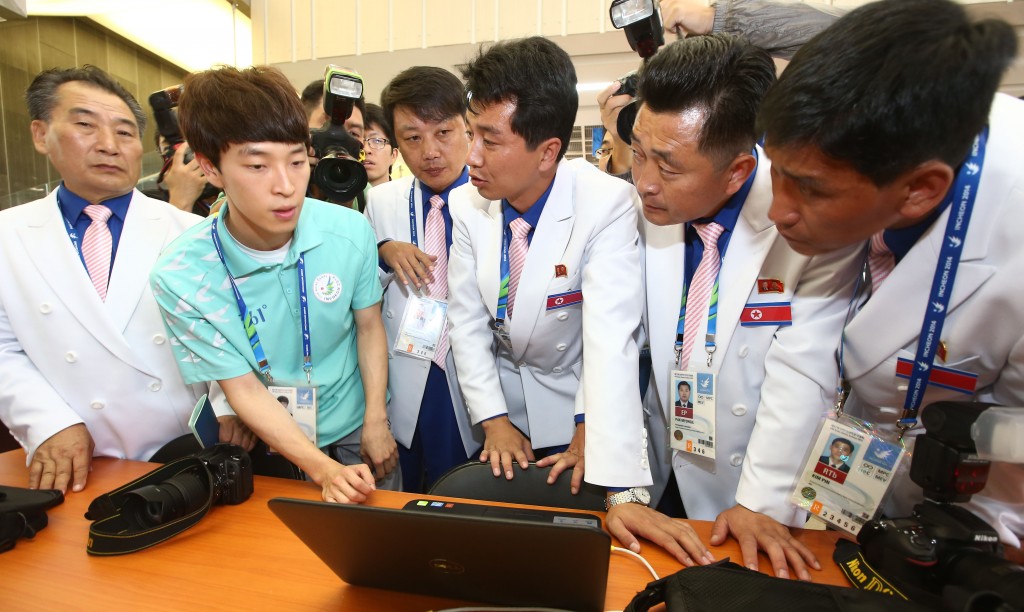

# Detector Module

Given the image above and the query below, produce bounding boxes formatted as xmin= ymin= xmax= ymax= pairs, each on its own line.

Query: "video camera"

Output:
xmin=308 ymin=65 xmax=368 ymax=204
xmin=609 ymin=0 xmax=667 ymax=145
xmin=856 ymin=402 xmax=1024 ymax=610
xmin=148 ymin=85 xmax=220 ymax=201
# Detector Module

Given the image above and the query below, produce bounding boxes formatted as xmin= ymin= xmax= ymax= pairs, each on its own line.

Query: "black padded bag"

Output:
xmin=0 ymin=485 xmax=64 ymax=552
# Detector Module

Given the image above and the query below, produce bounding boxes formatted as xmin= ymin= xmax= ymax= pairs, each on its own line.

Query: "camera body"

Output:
xmin=148 ymin=85 xmax=220 ymax=201
xmin=856 ymin=402 xmax=1024 ymax=610
xmin=309 ymin=66 xmax=368 ymax=203
xmin=197 ymin=443 xmax=254 ymax=506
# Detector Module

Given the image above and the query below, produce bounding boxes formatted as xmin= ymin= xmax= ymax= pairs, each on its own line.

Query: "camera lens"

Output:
xmin=122 ymin=469 xmax=208 ymax=529
xmin=314 ymin=150 xmax=368 ymax=203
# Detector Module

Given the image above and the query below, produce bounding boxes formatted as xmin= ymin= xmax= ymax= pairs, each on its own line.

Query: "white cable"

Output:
xmin=611 ymin=545 xmax=659 ymax=580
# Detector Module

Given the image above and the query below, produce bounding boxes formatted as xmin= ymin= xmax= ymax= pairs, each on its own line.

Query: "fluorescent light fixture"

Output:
xmin=27 ymin=0 xmax=252 ymax=71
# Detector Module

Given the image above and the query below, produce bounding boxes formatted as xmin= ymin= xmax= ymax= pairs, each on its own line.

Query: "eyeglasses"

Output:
xmin=594 ymin=147 xmax=612 ymax=160
xmin=363 ymin=137 xmax=391 ymax=151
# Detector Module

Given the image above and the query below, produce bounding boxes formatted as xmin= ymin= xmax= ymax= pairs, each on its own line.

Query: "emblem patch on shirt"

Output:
xmin=740 ymin=302 xmax=792 ymax=326
xmin=546 ymin=290 xmax=582 ymax=310
xmin=313 ymin=273 xmax=342 ymax=303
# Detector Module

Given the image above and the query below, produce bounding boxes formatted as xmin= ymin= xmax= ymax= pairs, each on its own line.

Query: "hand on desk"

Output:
xmin=536 ymin=422 xmax=585 ymax=494
xmin=29 ymin=423 xmax=94 ymax=493
xmin=480 ymin=416 xmax=535 ymax=479
xmin=607 ymin=503 xmax=715 ymax=567
xmin=710 ymin=504 xmax=821 ymax=581
xmin=379 ymin=240 xmax=437 ymax=289
xmin=217 ymin=415 xmax=257 ymax=451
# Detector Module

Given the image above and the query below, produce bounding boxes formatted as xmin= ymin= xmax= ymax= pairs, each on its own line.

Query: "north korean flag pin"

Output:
xmin=555 ymin=264 xmax=568 ymax=278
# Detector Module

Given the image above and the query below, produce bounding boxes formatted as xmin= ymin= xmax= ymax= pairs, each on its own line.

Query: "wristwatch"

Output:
xmin=604 ymin=487 xmax=651 ymax=511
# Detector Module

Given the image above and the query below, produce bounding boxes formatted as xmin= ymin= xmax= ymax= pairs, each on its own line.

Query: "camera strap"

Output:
xmin=85 ymin=455 xmax=214 ymax=556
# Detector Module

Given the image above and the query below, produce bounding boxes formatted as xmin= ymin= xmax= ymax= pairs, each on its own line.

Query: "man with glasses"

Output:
xmin=363 ymin=103 xmax=398 ymax=188
xmin=364 ymin=67 xmax=483 ymax=493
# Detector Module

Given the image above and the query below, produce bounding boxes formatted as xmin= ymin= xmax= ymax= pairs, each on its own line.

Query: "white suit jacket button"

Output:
xmin=731 ymin=404 xmax=747 ymax=416
xmin=152 ymin=334 xmax=166 ymax=345
xmin=729 ymin=453 xmax=743 ymax=467
xmin=555 ymin=343 xmax=567 ymax=351
xmin=40 ymin=303 xmax=53 ymax=314
xmin=557 ymin=312 xmax=568 ymax=321
xmin=64 ymin=351 xmax=77 ymax=363
xmin=90 ymin=401 xmax=104 ymax=410
xmin=149 ymin=381 xmax=162 ymax=392
xmin=738 ymin=345 xmax=749 ymax=358
xmin=552 ymin=366 xmax=563 ymax=373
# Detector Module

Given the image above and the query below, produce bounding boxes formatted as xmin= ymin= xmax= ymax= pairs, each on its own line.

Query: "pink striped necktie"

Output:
xmin=506 ymin=217 xmax=532 ymax=317
xmin=868 ymin=231 xmax=895 ymax=293
xmin=679 ymin=222 xmax=725 ymax=366
xmin=423 ymin=195 xmax=449 ymax=369
xmin=82 ymin=204 xmax=114 ymax=301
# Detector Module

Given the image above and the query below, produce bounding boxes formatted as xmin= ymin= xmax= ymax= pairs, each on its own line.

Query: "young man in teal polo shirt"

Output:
xmin=150 ymin=65 xmax=400 ymax=504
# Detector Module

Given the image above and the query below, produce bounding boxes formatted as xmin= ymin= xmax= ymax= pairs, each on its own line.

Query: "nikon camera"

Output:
xmin=309 ymin=65 xmax=368 ymax=203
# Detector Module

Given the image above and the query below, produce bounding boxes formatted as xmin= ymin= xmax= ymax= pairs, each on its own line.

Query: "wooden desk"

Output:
xmin=0 ymin=450 xmax=848 ymax=610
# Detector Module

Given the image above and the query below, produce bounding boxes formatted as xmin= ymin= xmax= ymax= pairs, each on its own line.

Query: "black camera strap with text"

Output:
xmin=85 ymin=455 xmax=214 ymax=556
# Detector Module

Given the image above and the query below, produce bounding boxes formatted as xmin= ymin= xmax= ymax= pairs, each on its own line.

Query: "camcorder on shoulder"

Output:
xmin=309 ymin=65 xmax=368 ymax=204
xmin=148 ymin=85 xmax=220 ymax=201
xmin=85 ymin=444 xmax=253 ymax=555
xmin=855 ymin=402 xmax=1024 ymax=611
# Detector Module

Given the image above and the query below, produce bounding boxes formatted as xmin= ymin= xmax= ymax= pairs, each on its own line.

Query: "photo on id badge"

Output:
xmin=670 ymin=370 xmax=715 ymax=459
xmin=269 ymin=385 xmax=318 ymax=446
xmin=791 ymin=419 xmax=905 ymax=535
xmin=394 ymin=295 xmax=447 ymax=360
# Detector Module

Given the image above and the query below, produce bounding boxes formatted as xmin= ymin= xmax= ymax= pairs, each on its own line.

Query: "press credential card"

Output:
xmin=669 ymin=370 xmax=716 ymax=461
xmin=394 ymin=295 xmax=447 ymax=361
xmin=790 ymin=418 xmax=906 ymax=535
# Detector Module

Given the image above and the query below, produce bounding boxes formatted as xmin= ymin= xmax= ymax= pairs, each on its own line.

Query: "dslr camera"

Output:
xmin=857 ymin=402 xmax=1024 ymax=611
xmin=309 ymin=65 xmax=368 ymax=203
xmin=122 ymin=443 xmax=253 ymax=530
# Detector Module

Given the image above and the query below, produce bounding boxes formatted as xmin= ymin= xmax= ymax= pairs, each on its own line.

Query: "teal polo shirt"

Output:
xmin=150 ymin=198 xmax=383 ymax=446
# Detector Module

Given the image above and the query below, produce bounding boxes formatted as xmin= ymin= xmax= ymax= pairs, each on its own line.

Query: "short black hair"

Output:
xmin=831 ymin=438 xmax=853 ymax=451
xmin=364 ymin=102 xmax=395 ymax=145
xmin=26 ymin=65 xmax=147 ymax=134
xmin=461 ymin=36 xmax=578 ymax=160
xmin=758 ymin=0 xmax=1017 ymax=186
xmin=677 ymin=380 xmax=691 ymax=391
xmin=179 ymin=65 xmax=310 ymax=167
xmin=381 ymin=66 xmax=465 ymax=132
xmin=638 ymin=34 xmax=775 ymax=168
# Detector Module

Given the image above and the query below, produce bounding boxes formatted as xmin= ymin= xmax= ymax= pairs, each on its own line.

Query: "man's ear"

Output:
xmin=723 ymin=152 xmax=757 ymax=198
xmin=897 ymin=160 xmax=955 ymax=223
xmin=536 ymin=137 xmax=563 ymax=173
xmin=30 ymin=120 xmax=50 ymax=155
xmin=195 ymin=153 xmax=224 ymax=189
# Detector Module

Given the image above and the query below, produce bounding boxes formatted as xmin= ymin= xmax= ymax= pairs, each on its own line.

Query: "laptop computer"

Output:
xmin=268 ymin=497 xmax=610 ymax=611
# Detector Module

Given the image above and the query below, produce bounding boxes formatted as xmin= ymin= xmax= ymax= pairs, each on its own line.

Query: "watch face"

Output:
xmin=635 ymin=487 xmax=651 ymax=505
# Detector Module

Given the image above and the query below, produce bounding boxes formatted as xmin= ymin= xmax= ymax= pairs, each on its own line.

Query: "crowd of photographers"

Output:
xmin=0 ymin=0 xmax=1022 ymax=605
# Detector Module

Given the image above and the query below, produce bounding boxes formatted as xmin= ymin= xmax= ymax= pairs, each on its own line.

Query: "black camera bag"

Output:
xmin=84 ymin=447 xmax=245 ymax=556
xmin=0 ymin=485 xmax=64 ymax=553
xmin=624 ymin=559 xmax=930 ymax=612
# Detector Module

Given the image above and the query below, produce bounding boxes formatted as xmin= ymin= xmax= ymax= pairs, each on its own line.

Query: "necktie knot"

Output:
xmin=695 ymin=222 xmax=725 ymax=252
xmin=510 ymin=217 xmax=532 ymax=239
xmin=429 ymin=194 xmax=445 ymax=211
xmin=868 ymin=230 xmax=895 ymax=292
xmin=84 ymin=204 xmax=113 ymax=224
xmin=869 ymin=231 xmax=890 ymax=257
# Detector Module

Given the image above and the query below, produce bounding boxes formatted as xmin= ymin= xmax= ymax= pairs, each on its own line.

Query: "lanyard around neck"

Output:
xmin=210 ymin=215 xmax=313 ymax=384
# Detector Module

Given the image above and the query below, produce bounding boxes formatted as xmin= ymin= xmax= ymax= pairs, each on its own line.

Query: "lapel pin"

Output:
xmin=555 ymin=264 xmax=567 ymax=278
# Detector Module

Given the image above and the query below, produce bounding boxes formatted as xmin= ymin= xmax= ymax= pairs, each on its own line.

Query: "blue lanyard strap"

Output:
xmin=210 ymin=215 xmax=313 ymax=383
xmin=407 ymin=181 xmax=420 ymax=248
xmin=897 ymin=127 xmax=988 ymax=433
xmin=494 ymin=225 xmax=512 ymax=328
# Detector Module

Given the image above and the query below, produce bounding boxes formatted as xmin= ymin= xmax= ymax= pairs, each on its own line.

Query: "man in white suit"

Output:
xmin=758 ymin=0 xmax=1023 ymax=547
xmin=0 ymin=66 xmax=249 ymax=494
xmin=449 ymin=37 xmax=711 ymax=565
xmin=632 ymin=36 xmax=860 ymax=580
xmin=364 ymin=66 xmax=482 ymax=493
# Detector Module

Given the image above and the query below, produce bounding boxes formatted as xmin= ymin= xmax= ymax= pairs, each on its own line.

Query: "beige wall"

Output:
xmin=0 ymin=16 xmax=187 ymax=206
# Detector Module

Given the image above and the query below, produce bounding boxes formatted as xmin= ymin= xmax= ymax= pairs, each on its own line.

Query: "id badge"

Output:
xmin=790 ymin=416 xmax=907 ymax=536
xmin=394 ymin=295 xmax=448 ymax=361
xmin=488 ymin=319 xmax=514 ymax=354
xmin=268 ymin=385 xmax=318 ymax=446
xmin=668 ymin=369 xmax=716 ymax=461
